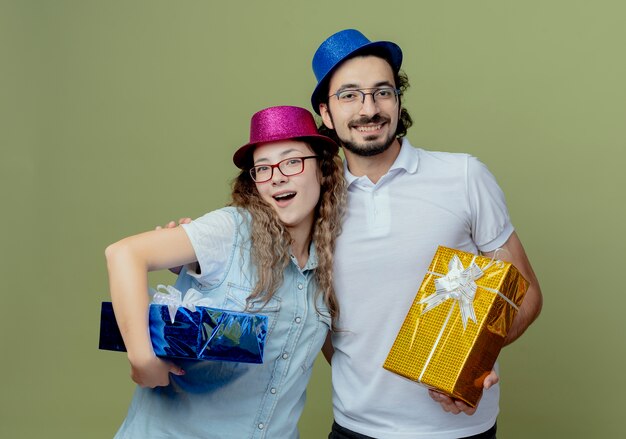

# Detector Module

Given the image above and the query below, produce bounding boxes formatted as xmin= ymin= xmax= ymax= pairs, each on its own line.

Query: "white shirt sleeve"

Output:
xmin=180 ymin=208 xmax=237 ymax=287
xmin=466 ymin=156 xmax=514 ymax=252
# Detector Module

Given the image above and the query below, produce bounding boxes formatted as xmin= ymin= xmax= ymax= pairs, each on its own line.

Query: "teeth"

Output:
xmin=274 ymin=192 xmax=296 ymax=200
xmin=357 ymin=125 xmax=382 ymax=132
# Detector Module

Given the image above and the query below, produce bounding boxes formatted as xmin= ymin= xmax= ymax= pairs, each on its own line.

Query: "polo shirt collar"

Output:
xmin=343 ymin=138 xmax=420 ymax=186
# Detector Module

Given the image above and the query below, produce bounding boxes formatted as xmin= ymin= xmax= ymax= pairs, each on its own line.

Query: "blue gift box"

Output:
xmin=99 ymin=302 xmax=267 ymax=363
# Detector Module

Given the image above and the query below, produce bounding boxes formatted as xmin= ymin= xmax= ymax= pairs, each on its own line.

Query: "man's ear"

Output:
xmin=319 ymin=104 xmax=334 ymax=130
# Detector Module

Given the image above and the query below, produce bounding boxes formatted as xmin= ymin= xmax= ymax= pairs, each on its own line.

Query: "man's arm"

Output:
xmin=429 ymin=231 xmax=542 ymax=415
xmin=483 ymin=231 xmax=543 ymax=346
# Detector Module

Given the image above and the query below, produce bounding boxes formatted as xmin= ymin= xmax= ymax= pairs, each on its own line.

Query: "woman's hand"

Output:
xmin=129 ymin=353 xmax=185 ymax=388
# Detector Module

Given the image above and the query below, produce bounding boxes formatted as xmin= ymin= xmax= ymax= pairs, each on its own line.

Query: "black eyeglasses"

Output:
xmin=249 ymin=156 xmax=318 ymax=183
xmin=328 ymin=87 xmax=401 ymax=105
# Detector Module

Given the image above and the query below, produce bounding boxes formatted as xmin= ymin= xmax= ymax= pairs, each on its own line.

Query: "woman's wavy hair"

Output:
xmin=316 ymin=47 xmax=413 ymax=142
xmin=230 ymin=140 xmax=346 ymax=329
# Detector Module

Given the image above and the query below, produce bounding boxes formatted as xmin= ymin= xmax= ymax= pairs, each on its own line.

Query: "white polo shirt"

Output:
xmin=331 ymin=139 xmax=514 ymax=439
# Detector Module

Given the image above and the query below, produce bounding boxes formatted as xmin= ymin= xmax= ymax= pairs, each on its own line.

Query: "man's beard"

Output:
xmin=332 ymin=113 xmax=397 ymax=157
xmin=342 ymin=132 xmax=397 ymax=157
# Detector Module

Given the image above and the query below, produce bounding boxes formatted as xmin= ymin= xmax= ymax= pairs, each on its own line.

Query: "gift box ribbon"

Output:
xmin=151 ymin=284 xmax=219 ymax=323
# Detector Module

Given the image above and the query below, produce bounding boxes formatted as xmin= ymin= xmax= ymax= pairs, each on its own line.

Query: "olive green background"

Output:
xmin=1 ymin=1 xmax=624 ymax=437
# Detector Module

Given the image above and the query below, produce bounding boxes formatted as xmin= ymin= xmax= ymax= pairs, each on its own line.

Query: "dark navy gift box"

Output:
xmin=99 ymin=302 xmax=267 ymax=363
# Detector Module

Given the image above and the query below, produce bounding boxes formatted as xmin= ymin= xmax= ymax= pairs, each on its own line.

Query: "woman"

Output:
xmin=105 ymin=105 xmax=346 ymax=438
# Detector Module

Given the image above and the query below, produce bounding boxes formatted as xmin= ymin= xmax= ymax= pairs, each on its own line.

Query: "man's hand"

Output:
xmin=129 ymin=353 xmax=185 ymax=388
xmin=155 ymin=218 xmax=192 ymax=231
xmin=155 ymin=218 xmax=192 ymax=274
xmin=428 ymin=370 xmax=499 ymax=415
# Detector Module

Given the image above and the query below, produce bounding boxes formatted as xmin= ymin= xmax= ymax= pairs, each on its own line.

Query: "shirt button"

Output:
xmin=297 ymin=283 xmax=304 ymax=290
xmin=295 ymin=317 xmax=302 ymax=324
xmin=282 ymin=353 xmax=289 ymax=359
xmin=270 ymin=388 xmax=277 ymax=394
xmin=258 ymin=423 xmax=264 ymax=430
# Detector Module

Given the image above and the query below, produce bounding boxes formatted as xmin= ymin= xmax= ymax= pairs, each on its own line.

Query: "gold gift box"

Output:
xmin=383 ymin=246 xmax=528 ymax=407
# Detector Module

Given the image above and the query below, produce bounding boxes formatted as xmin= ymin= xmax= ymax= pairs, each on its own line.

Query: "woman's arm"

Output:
xmin=105 ymin=226 xmax=197 ymax=387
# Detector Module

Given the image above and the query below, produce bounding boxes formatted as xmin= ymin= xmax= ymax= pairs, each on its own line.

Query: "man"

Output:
xmin=311 ymin=29 xmax=542 ymax=439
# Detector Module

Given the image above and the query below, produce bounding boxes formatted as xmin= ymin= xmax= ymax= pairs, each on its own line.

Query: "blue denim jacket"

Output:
xmin=114 ymin=207 xmax=330 ymax=439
